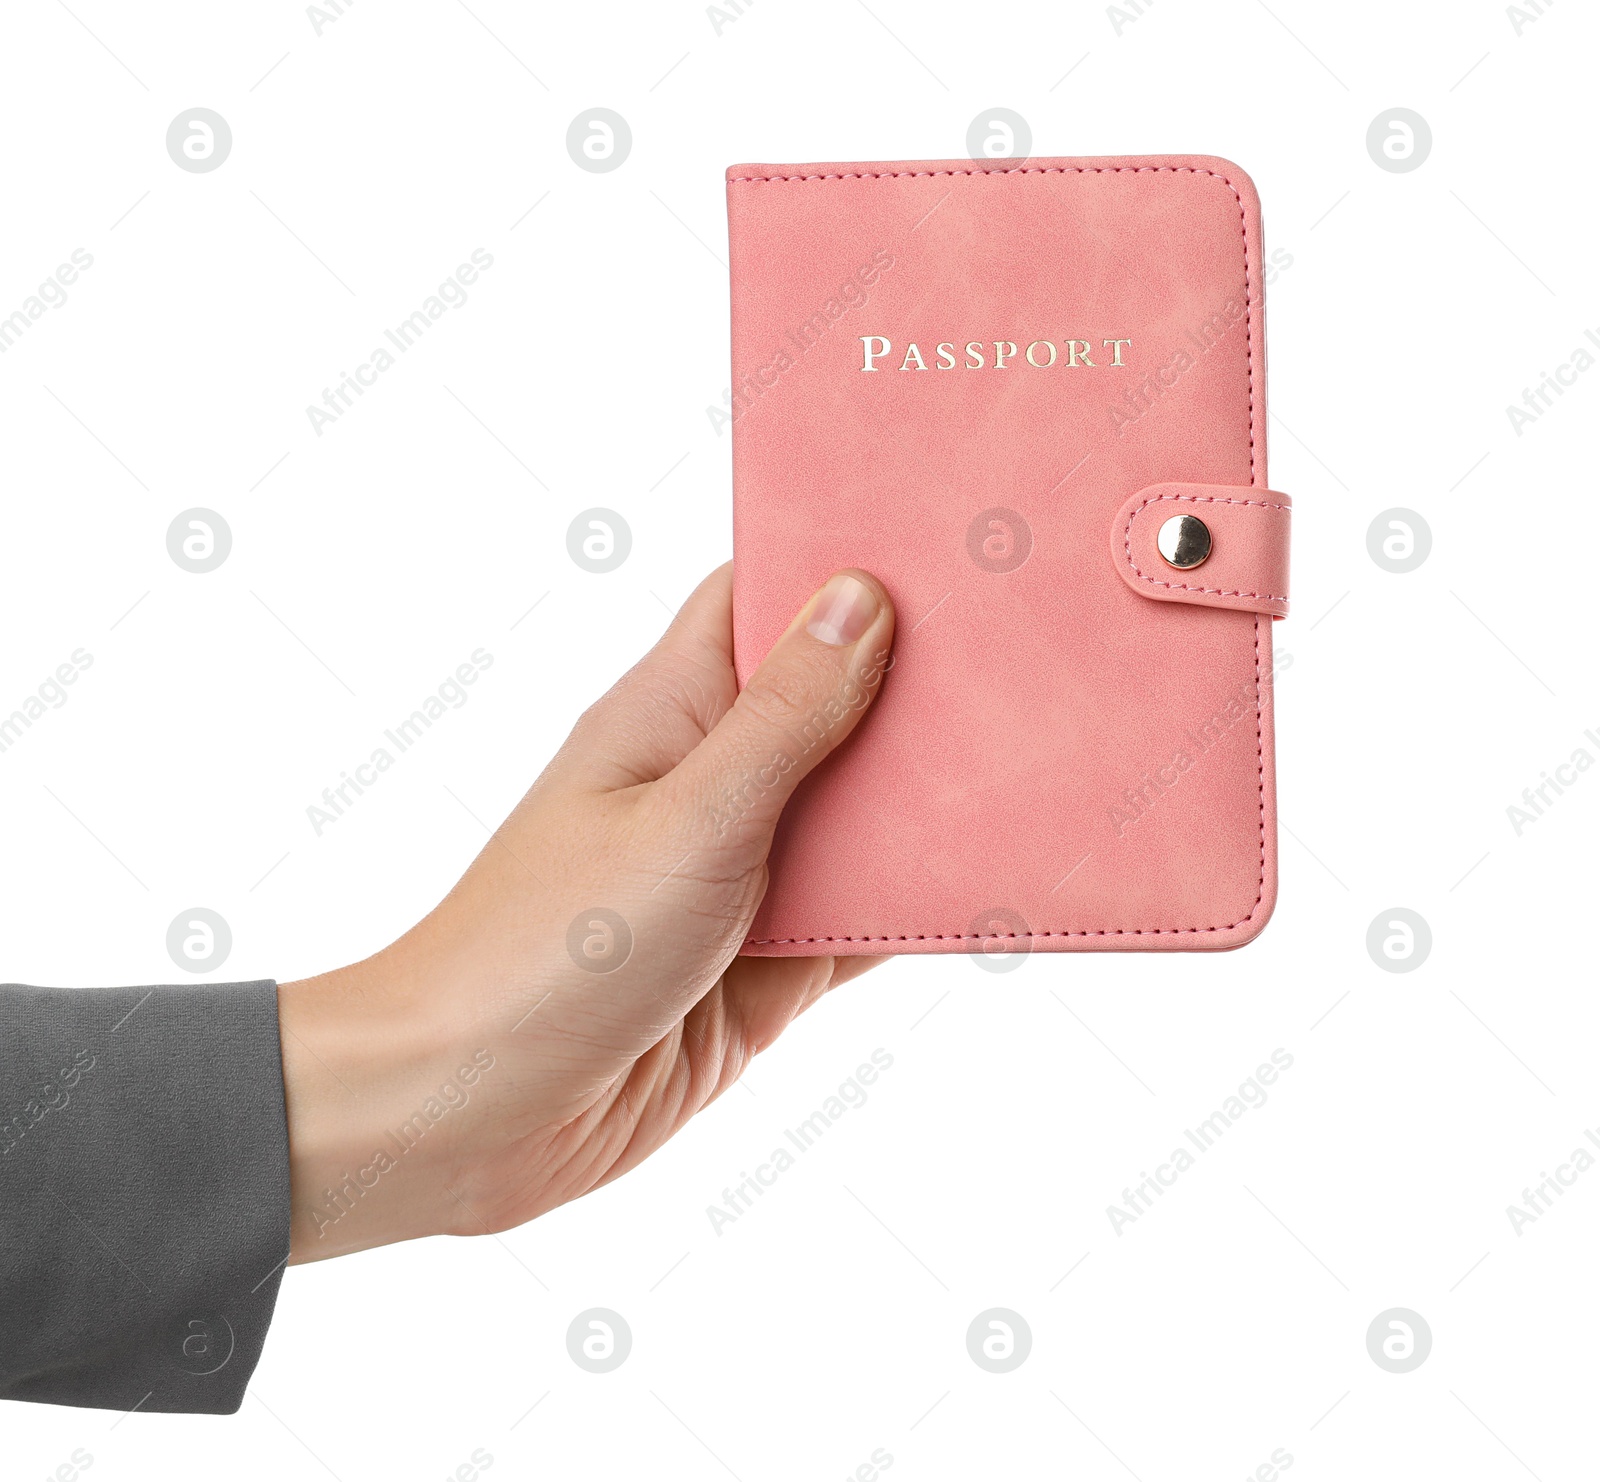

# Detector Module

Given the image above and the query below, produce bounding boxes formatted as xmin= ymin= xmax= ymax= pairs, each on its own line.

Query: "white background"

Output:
xmin=2 ymin=1 xmax=1595 ymax=1477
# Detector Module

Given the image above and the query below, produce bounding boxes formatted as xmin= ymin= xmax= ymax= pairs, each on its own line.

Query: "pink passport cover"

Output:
xmin=727 ymin=156 xmax=1287 ymax=956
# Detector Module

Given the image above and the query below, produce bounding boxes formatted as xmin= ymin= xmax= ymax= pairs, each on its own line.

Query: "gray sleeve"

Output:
xmin=0 ymin=980 xmax=291 ymax=1415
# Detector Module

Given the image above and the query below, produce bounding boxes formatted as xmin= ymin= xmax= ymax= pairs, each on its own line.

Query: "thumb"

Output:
xmin=662 ymin=569 xmax=895 ymax=843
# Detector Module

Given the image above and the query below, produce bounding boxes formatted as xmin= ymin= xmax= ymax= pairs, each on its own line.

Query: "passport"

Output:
xmin=727 ymin=156 xmax=1291 ymax=957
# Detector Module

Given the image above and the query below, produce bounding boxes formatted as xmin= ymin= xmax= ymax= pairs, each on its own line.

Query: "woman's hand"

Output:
xmin=276 ymin=564 xmax=895 ymax=1261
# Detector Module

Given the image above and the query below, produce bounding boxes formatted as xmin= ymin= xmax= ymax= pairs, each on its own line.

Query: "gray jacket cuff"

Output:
xmin=0 ymin=980 xmax=290 ymax=1414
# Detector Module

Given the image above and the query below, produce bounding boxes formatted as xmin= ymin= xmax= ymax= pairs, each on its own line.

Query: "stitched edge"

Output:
xmin=734 ymin=164 xmax=1271 ymax=945
xmin=731 ymin=166 xmax=1228 ymax=183
xmin=1122 ymin=493 xmax=1290 ymax=604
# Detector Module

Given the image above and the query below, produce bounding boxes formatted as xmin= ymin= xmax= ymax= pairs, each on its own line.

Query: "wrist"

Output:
xmin=277 ymin=949 xmax=475 ymax=1262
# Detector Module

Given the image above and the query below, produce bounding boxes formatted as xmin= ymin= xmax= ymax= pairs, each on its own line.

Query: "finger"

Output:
xmin=716 ymin=954 xmax=890 ymax=1067
xmin=660 ymin=569 xmax=895 ymax=845
xmin=718 ymin=954 xmax=838 ymax=1057
xmin=827 ymin=954 xmax=890 ymax=990
xmin=555 ymin=564 xmax=740 ymax=792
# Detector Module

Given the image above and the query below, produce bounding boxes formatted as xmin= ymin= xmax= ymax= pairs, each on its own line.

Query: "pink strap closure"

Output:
xmin=1110 ymin=483 xmax=1291 ymax=619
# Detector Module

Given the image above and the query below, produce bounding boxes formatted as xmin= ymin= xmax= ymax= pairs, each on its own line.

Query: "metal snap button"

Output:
xmin=1156 ymin=513 xmax=1211 ymax=570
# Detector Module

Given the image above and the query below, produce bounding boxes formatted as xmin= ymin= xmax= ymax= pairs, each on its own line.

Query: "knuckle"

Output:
xmin=737 ymin=660 xmax=823 ymax=736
